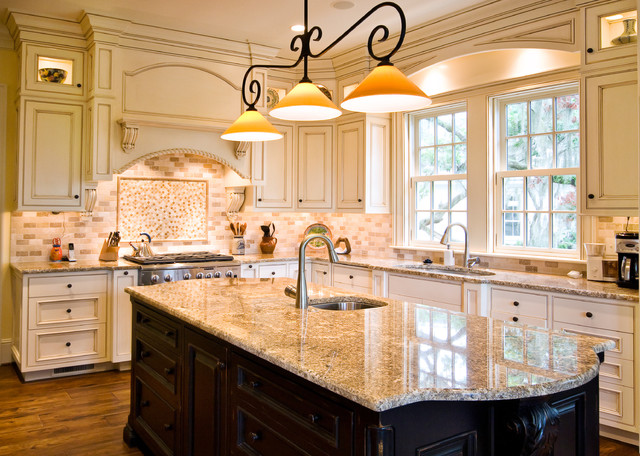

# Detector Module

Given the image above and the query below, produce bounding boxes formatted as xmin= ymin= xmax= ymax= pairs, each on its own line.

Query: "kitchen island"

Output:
xmin=123 ymin=278 xmax=614 ymax=456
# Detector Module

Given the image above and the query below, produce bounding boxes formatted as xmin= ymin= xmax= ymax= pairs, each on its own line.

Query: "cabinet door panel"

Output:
xmin=297 ymin=125 xmax=332 ymax=209
xmin=256 ymin=124 xmax=293 ymax=208
xmin=582 ymin=70 xmax=638 ymax=213
xmin=21 ymin=100 xmax=83 ymax=209
xmin=337 ymin=121 xmax=364 ymax=209
xmin=113 ymin=270 xmax=138 ymax=362
xmin=366 ymin=116 xmax=391 ymax=213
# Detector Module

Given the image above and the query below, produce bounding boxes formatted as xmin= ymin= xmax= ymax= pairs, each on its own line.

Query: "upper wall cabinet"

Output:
xmin=581 ymin=68 xmax=638 ymax=214
xmin=18 ymin=100 xmax=83 ymax=210
xmin=23 ymin=45 xmax=86 ymax=98
xmin=255 ymin=124 xmax=294 ymax=209
xmin=336 ymin=114 xmax=391 ymax=213
xmin=297 ymin=125 xmax=333 ymax=210
xmin=583 ymin=0 xmax=637 ymax=67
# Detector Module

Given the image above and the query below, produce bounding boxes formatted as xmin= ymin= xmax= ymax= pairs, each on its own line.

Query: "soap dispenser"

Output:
xmin=443 ymin=244 xmax=455 ymax=266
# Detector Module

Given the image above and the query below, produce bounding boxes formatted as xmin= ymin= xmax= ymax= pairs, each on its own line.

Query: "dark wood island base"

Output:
xmin=124 ymin=299 xmax=601 ymax=456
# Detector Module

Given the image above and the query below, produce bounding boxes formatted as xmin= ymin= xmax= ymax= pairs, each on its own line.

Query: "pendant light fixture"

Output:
xmin=221 ymin=0 xmax=431 ymax=142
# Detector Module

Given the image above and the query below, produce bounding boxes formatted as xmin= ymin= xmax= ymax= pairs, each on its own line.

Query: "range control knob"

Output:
xmin=225 ymin=270 xmax=234 ymax=278
xmin=214 ymin=271 xmax=222 ymax=278
xmin=151 ymin=275 xmax=160 ymax=284
xmin=164 ymin=274 xmax=173 ymax=282
xmin=205 ymin=272 xmax=213 ymax=279
xmin=183 ymin=273 xmax=191 ymax=280
xmin=196 ymin=272 xmax=204 ymax=279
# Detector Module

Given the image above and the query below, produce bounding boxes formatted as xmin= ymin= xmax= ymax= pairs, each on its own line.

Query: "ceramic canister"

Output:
xmin=231 ymin=236 xmax=245 ymax=255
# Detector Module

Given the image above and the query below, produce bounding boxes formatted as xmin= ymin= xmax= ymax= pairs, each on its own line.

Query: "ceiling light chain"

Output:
xmin=221 ymin=0 xmax=430 ymax=141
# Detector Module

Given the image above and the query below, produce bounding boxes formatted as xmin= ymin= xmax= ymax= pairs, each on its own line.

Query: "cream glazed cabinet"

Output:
xmin=11 ymin=268 xmax=138 ymax=381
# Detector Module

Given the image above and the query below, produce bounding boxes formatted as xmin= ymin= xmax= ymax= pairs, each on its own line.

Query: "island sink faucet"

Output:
xmin=284 ymin=234 xmax=339 ymax=309
xmin=439 ymin=223 xmax=480 ymax=269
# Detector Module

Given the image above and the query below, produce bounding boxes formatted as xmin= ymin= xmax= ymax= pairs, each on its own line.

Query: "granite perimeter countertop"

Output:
xmin=10 ymin=259 xmax=139 ymax=274
xmin=126 ymin=278 xmax=614 ymax=412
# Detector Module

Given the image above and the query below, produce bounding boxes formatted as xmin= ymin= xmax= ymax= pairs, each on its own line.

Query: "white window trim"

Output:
xmin=407 ymin=102 xmax=468 ymax=248
xmin=491 ymin=83 xmax=581 ymax=259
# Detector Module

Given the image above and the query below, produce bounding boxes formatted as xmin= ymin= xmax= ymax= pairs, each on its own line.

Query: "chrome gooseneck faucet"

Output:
xmin=284 ymin=234 xmax=339 ymax=309
xmin=439 ymin=223 xmax=480 ymax=268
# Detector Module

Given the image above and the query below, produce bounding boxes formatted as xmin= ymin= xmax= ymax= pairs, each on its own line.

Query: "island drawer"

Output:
xmin=134 ymin=376 xmax=178 ymax=455
xmin=234 ymin=406 xmax=313 ymax=455
xmin=28 ymin=294 xmax=106 ymax=329
xmin=552 ymin=297 xmax=634 ymax=333
xmin=491 ymin=288 xmax=548 ymax=319
xmin=28 ymin=273 xmax=108 ymax=298
xmin=135 ymin=337 xmax=179 ymax=393
xmin=135 ymin=305 xmax=180 ymax=351
xmin=231 ymin=354 xmax=353 ymax=455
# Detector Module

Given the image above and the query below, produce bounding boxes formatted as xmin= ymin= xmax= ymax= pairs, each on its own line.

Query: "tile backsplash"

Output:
xmin=10 ymin=153 xmax=638 ymax=276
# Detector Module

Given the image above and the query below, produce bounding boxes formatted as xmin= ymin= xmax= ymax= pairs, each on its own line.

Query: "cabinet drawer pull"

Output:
xmin=248 ymin=264 xmax=253 ymax=269
xmin=218 ymin=362 xmax=226 ymax=370
xmin=349 ymin=275 xmax=354 ymax=279
xmin=141 ymin=400 xmax=149 ymax=407
xmin=257 ymin=198 xmax=262 ymax=202
xmin=141 ymin=317 xmax=151 ymax=324
xmin=513 ymin=301 xmax=519 ymax=307
xmin=585 ymin=312 xmax=594 ymax=318
xmin=512 ymin=316 xmax=519 ymax=322
xmin=250 ymin=380 xmax=261 ymax=389
xmin=140 ymin=351 xmax=150 ymax=359
xmin=65 ymin=342 xmax=71 ymax=347
xmin=164 ymin=367 xmax=174 ymax=375
xmin=164 ymin=330 xmax=174 ymax=337
xmin=163 ymin=423 xmax=173 ymax=431
xmin=124 ymin=271 xmax=129 ymax=276
xmin=309 ymin=413 xmax=320 ymax=424
xmin=66 ymin=308 xmax=72 ymax=313
xmin=588 ymin=194 xmax=595 ymax=199
xmin=249 ymin=431 xmax=261 ymax=441
xmin=67 ymin=283 xmax=72 ymax=288
xmin=271 ymin=271 xmax=276 ymax=275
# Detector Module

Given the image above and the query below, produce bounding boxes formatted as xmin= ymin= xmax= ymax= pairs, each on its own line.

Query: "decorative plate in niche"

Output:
xmin=118 ymin=177 xmax=208 ymax=241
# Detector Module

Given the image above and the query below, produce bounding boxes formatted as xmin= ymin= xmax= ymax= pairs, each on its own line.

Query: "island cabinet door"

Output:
xmin=183 ymin=328 xmax=229 ymax=456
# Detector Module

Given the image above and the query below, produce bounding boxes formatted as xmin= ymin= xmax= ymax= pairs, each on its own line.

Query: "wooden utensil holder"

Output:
xmin=99 ymin=240 xmax=120 ymax=261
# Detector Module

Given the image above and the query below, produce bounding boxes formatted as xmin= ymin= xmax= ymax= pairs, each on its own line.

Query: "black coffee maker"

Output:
xmin=616 ymin=232 xmax=639 ymax=288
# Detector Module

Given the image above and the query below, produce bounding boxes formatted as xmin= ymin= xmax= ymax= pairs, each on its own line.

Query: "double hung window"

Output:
xmin=494 ymin=84 xmax=580 ymax=254
xmin=410 ymin=104 xmax=468 ymax=244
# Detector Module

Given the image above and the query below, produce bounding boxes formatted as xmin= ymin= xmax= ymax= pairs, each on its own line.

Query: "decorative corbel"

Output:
xmin=118 ymin=120 xmax=139 ymax=152
xmin=81 ymin=186 xmax=98 ymax=219
xmin=225 ymin=186 xmax=246 ymax=221
xmin=235 ymin=141 xmax=250 ymax=159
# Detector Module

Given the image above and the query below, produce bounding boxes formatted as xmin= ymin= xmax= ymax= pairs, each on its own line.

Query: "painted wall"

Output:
xmin=0 ymin=48 xmax=18 ymax=355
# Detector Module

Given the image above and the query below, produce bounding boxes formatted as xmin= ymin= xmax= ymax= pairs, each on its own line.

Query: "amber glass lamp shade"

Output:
xmin=221 ymin=109 xmax=283 ymax=142
xmin=341 ymin=64 xmax=431 ymax=113
xmin=269 ymin=82 xmax=342 ymax=121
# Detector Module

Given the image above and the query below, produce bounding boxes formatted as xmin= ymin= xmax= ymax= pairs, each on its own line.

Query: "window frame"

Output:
xmin=492 ymin=83 xmax=581 ymax=258
xmin=408 ymin=102 xmax=468 ymax=247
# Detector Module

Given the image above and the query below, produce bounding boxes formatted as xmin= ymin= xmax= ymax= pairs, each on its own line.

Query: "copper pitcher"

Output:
xmin=259 ymin=236 xmax=277 ymax=254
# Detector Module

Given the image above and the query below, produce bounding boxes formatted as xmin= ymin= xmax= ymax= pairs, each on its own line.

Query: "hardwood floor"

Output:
xmin=0 ymin=364 xmax=637 ymax=456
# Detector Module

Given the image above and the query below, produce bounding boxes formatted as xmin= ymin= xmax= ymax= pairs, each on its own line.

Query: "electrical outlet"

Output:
xmin=605 ymin=238 xmax=616 ymax=256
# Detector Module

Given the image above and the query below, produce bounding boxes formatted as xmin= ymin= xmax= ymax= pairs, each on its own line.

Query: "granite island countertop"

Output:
xmin=126 ymin=278 xmax=614 ymax=412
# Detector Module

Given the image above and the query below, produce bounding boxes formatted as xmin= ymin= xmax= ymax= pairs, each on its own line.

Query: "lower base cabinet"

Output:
xmin=125 ymin=300 xmax=601 ymax=456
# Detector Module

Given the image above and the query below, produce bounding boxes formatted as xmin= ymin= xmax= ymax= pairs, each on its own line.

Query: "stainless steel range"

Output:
xmin=124 ymin=252 xmax=241 ymax=285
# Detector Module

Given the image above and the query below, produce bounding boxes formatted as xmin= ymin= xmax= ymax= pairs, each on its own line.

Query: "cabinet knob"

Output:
xmin=250 ymin=380 xmax=261 ymax=389
xmin=323 ymin=271 xmax=327 ymax=275
xmin=124 ymin=271 xmax=129 ymax=276
xmin=141 ymin=317 xmax=151 ymax=324
xmin=249 ymin=431 xmax=261 ymax=441
xmin=513 ymin=301 xmax=519 ymax=307
xmin=164 ymin=330 xmax=174 ymax=337
xmin=358 ymin=199 xmax=362 ymax=202
xmin=258 ymin=198 xmax=262 ymax=202
xmin=163 ymin=423 xmax=173 ymax=431
xmin=141 ymin=400 xmax=149 ymax=407
xmin=587 ymin=48 xmax=594 ymax=53
xmin=512 ymin=316 xmax=519 ymax=322
xmin=67 ymin=283 xmax=72 ymax=288
xmin=248 ymin=265 xmax=253 ymax=268
xmin=76 ymin=83 xmax=82 ymax=88
xmin=585 ymin=311 xmax=593 ymax=318
xmin=140 ymin=351 xmax=150 ymax=359
xmin=74 ymin=194 xmax=79 ymax=199
xmin=164 ymin=367 xmax=174 ymax=375
xmin=66 ymin=342 xmax=71 ymax=347
xmin=66 ymin=308 xmax=72 ymax=313
xmin=299 ymin=199 xmax=303 ymax=203
xmin=349 ymin=275 xmax=354 ymax=279
xmin=218 ymin=362 xmax=226 ymax=370
xmin=588 ymin=194 xmax=594 ymax=199
xmin=271 ymin=271 xmax=276 ymax=275
xmin=309 ymin=413 xmax=320 ymax=424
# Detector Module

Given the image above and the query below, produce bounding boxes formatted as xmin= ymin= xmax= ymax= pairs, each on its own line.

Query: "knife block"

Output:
xmin=99 ymin=240 xmax=120 ymax=261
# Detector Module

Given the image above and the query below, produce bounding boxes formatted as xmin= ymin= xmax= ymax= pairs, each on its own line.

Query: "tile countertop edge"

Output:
xmin=125 ymin=281 xmax=615 ymax=412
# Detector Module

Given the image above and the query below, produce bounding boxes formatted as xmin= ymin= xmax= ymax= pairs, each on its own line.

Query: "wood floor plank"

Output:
xmin=0 ymin=364 xmax=637 ymax=455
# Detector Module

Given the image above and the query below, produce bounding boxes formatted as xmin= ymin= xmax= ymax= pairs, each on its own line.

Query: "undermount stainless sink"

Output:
xmin=394 ymin=264 xmax=496 ymax=276
xmin=309 ymin=298 xmax=388 ymax=311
